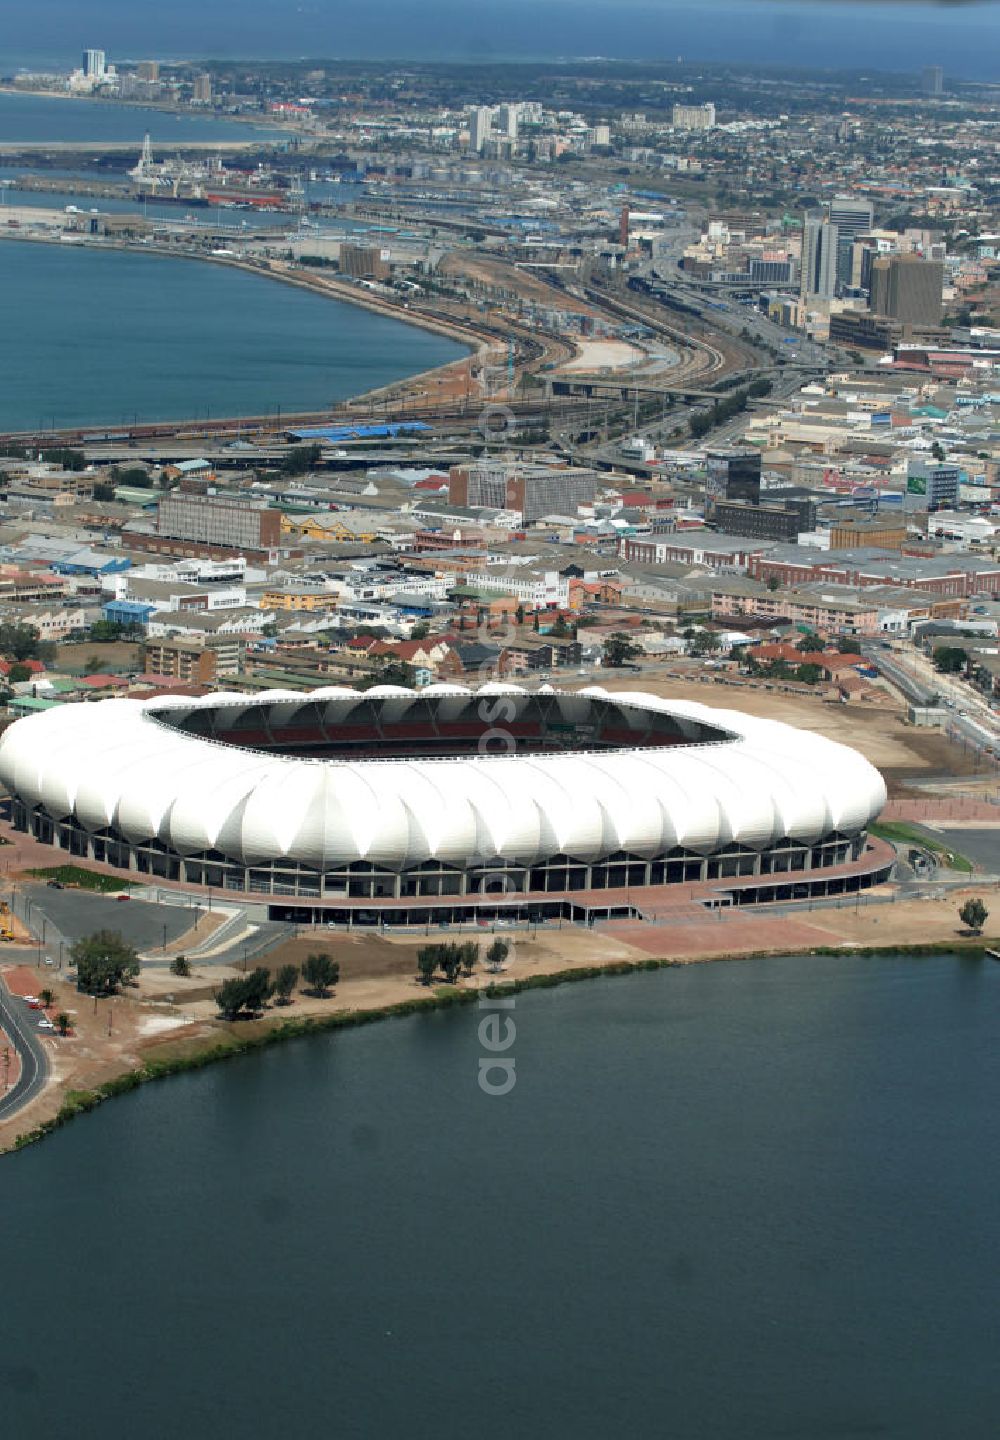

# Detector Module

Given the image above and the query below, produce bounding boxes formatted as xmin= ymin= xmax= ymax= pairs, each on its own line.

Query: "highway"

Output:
xmin=0 ymin=969 xmax=49 ymax=1124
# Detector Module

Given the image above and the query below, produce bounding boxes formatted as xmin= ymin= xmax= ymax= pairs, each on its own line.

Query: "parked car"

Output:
xmin=46 ymin=879 xmax=64 ymax=889
xmin=115 ymin=893 xmax=131 ymax=902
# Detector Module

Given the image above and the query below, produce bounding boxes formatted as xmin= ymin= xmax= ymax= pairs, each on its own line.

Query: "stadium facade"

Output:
xmin=0 ymin=686 xmax=890 ymax=921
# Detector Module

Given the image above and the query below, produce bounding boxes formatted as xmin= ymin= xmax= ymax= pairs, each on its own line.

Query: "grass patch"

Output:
xmin=871 ymin=821 xmax=974 ymax=874
xmin=26 ymin=865 xmax=133 ymax=893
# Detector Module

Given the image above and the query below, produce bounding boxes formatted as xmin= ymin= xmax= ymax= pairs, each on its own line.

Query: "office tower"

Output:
xmin=800 ymin=213 xmax=839 ymax=301
xmin=850 ymin=236 xmax=879 ymax=291
xmin=469 ymin=107 xmax=493 ymax=153
xmin=137 ymin=60 xmax=159 ymax=82
xmin=705 ymin=449 xmax=762 ymax=506
xmin=906 ymin=459 xmax=959 ymax=510
xmin=922 ymin=66 xmax=944 ymax=96
xmin=192 ymin=73 xmax=213 ymax=103
xmin=828 ymin=195 xmax=874 ymax=290
xmin=869 ymin=255 xmax=943 ymax=325
xmin=496 ymin=103 xmax=519 ymax=140
xmin=83 ymin=49 xmax=106 ymax=80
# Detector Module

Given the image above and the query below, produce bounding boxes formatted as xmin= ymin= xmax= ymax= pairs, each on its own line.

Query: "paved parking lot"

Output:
xmin=934 ymin=830 xmax=1000 ymax=875
xmin=21 ymin=885 xmax=203 ymax=952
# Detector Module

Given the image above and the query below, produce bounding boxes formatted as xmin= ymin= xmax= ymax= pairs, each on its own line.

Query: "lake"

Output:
xmin=2 ymin=952 xmax=999 ymax=1439
xmin=0 ymin=239 xmax=466 ymax=430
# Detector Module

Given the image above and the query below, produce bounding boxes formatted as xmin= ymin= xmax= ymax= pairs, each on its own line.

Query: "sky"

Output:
xmin=2 ymin=0 xmax=999 ymax=79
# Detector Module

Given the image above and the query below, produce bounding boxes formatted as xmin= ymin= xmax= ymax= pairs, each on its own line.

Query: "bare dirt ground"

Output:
xmin=54 ymin=640 xmax=142 ymax=674
xmin=595 ymin=674 xmax=981 ymax=791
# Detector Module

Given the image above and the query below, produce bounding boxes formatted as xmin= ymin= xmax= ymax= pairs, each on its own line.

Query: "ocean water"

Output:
xmin=0 ymin=239 xmax=466 ymax=430
xmin=2 ymin=0 xmax=1000 ymax=80
xmin=1 ymin=952 xmax=999 ymax=1438
xmin=0 ymin=90 xmax=285 ymax=144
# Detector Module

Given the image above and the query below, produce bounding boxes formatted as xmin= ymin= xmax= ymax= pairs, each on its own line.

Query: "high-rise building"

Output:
xmin=192 ymin=73 xmax=213 ymax=103
xmin=828 ymin=195 xmax=874 ymax=291
xmin=496 ymin=103 xmax=519 ymax=140
xmin=906 ymin=459 xmax=959 ymax=510
xmin=705 ymin=448 xmax=762 ymax=506
xmin=800 ymin=213 xmax=839 ymax=302
xmin=137 ymin=60 xmax=159 ymax=82
xmin=922 ymin=65 xmax=944 ymax=96
xmin=869 ymin=255 xmax=943 ymax=325
xmin=83 ymin=48 xmax=106 ymax=80
xmin=469 ymin=107 xmax=493 ymax=153
xmin=671 ymin=102 xmax=715 ymax=131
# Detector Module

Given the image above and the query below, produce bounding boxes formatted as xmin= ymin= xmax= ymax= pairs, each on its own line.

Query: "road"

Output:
xmin=0 ymin=970 xmax=48 ymax=1123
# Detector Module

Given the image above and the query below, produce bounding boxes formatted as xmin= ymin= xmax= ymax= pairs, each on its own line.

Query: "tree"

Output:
xmin=92 ymin=482 xmax=116 ymax=503
xmin=959 ymin=897 xmax=988 ymax=935
xmin=460 ymin=941 xmax=478 ymax=977
xmin=243 ymin=967 xmax=274 ymax=1012
xmin=690 ymin=629 xmax=722 ymax=657
xmin=274 ymin=963 xmax=299 ymax=1005
xmin=71 ymin=930 xmax=140 ymax=996
xmin=89 ymin=619 xmax=140 ymax=643
xmin=109 ymin=465 xmax=153 ymax=488
xmin=38 ymin=988 xmax=54 ymax=1009
xmin=934 ymin=646 xmax=968 ymax=675
xmin=215 ymin=977 xmax=251 ymax=1022
xmin=410 ymin=621 xmax=430 ymax=640
xmin=931 ymin=441 xmax=946 ymax=462
xmin=550 ymin=614 xmax=571 ymax=639
xmin=796 ymin=663 xmax=824 ymax=686
xmin=55 ymin=1013 xmax=72 ymax=1037
xmin=364 ymin=655 xmax=416 ymax=689
xmin=7 ymin=662 xmax=31 ymax=684
xmin=280 ymin=443 xmax=322 ymax=476
xmin=417 ymin=947 xmax=439 ymax=985
xmin=441 ymin=947 xmax=462 ymax=984
xmin=40 ymin=446 xmax=85 ymax=471
xmin=486 ymin=939 xmax=510 ymax=974
xmin=301 ymin=952 xmax=339 ymax=997
xmin=0 ymin=621 xmax=45 ymax=662
xmin=603 ymin=632 xmax=642 ymax=668
xmin=83 ymin=655 xmax=103 ymax=675
xmin=169 ymin=955 xmax=191 ymax=977
xmin=214 ymin=968 xmax=273 ymax=1021
xmin=766 ymin=575 xmax=781 ymax=592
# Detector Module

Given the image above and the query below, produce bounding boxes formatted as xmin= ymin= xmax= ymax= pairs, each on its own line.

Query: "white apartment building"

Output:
xmin=672 ymin=102 xmax=716 ymax=131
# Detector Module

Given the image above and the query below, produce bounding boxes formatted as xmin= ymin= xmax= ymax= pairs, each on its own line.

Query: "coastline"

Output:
xmin=0 ymin=229 xmax=485 ymax=434
xmin=0 ymin=84 xmax=292 ymax=136
xmin=4 ymin=928 xmax=995 ymax=1157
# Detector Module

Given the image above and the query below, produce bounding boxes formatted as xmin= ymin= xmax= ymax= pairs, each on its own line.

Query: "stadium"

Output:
xmin=0 ymin=685 xmax=890 ymax=924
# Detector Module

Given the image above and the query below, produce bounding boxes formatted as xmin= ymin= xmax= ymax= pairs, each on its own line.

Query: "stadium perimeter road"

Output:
xmin=0 ymin=971 xmax=48 ymax=1123
xmin=932 ymin=829 xmax=1000 ymax=875
xmin=19 ymin=885 xmax=203 ymax=954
